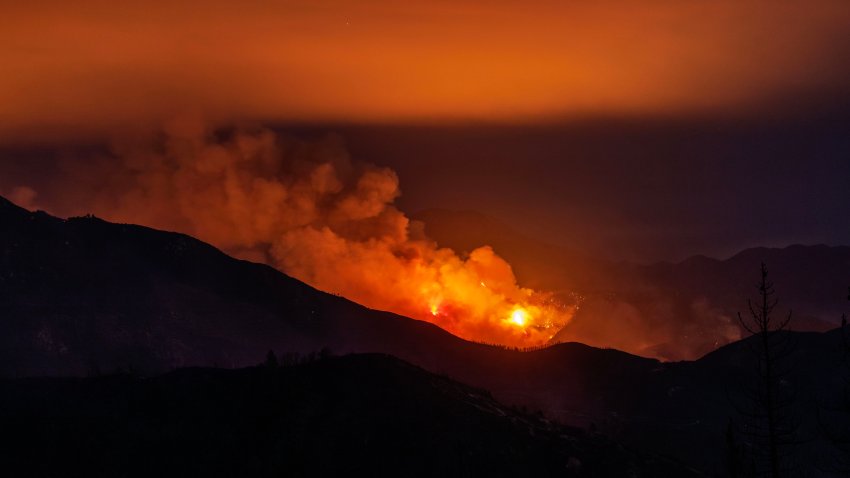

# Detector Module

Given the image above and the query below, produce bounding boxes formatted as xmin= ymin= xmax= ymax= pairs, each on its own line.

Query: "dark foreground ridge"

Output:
xmin=0 ymin=353 xmax=696 ymax=477
xmin=3 ymin=195 xmax=850 ymax=475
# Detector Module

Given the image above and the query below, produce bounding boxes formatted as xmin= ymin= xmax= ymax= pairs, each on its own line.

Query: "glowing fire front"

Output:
xmin=394 ymin=246 xmax=571 ymax=345
xmin=276 ymin=224 xmax=573 ymax=346
xmin=510 ymin=308 xmax=528 ymax=327
xmin=34 ymin=118 xmax=573 ymax=347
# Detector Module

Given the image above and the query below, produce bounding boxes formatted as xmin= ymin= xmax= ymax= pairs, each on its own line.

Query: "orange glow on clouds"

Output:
xmin=1 ymin=0 xmax=849 ymax=140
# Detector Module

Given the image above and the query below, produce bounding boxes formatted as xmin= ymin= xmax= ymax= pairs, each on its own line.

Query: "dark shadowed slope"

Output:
xmin=590 ymin=328 xmax=849 ymax=476
xmin=0 ymin=194 xmax=479 ymax=376
xmin=0 ymin=353 xmax=696 ymax=477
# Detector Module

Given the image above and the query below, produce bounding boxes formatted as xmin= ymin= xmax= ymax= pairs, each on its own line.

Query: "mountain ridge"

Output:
xmin=3 ymin=195 xmax=849 ymax=474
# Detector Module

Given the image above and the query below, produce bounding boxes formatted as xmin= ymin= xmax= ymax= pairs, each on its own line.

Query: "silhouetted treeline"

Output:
xmin=261 ymin=347 xmax=334 ymax=368
xmin=471 ymin=341 xmax=558 ymax=352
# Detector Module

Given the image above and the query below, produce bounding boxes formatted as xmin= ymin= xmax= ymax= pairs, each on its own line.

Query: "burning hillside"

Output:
xmin=12 ymin=117 xmax=573 ymax=347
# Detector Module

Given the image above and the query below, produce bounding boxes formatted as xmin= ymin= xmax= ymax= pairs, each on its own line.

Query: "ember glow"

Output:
xmin=28 ymin=118 xmax=572 ymax=347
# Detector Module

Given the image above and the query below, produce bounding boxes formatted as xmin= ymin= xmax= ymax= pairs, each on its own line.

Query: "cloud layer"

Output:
xmin=2 ymin=0 xmax=849 ymax=140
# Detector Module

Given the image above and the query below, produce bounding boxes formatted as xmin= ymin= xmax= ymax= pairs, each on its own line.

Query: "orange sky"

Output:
xmin=2 ymin=0 xmax=849 ymax=140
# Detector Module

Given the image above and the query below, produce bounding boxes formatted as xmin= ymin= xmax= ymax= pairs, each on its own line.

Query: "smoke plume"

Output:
xmin=22 ymin=117 xmax=571 ymax=346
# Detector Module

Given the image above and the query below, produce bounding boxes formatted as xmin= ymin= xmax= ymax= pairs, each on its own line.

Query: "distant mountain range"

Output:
xmin=414 ymin=208 xmax=844 ymax=360
xmin=2 ymin=195 xmax=848 ymax=475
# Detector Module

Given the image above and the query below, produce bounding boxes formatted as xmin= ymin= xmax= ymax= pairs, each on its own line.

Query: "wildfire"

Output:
xmin=510 ymin=308 xmax=528 ymax=327
xmin=43 ymin=119 xmax=575 ymax=348
xmin=419 ymin=296 xmax=566 ymax=345
xmin=408 ymin=256 xmax=571 ymax=347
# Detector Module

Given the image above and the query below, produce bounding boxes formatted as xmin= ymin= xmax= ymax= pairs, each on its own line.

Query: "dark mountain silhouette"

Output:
xmin=0 ymin=353 xmax=696 ymax=477
xmin=414 ymin=208 xmax=842 ymax=360
xmin=0 ymin=194 xmax=474 ymax=376
xmin=2 ymin=195 xmax=848 ymax=475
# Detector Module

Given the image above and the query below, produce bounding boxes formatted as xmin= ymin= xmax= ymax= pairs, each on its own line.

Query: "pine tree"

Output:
xmin=731 ymin=263 xmax=799 ymax=477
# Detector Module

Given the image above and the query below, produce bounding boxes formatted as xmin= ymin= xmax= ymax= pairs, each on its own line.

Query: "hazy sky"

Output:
xmin=2 ymin=0 xmax=849 ymax=261
xmin=3 ymin=0 xmax=850 ymax=135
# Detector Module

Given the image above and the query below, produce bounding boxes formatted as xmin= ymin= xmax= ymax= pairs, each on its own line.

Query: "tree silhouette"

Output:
xmin=819 ymin=291 xmax=850 ymax=474
xmin=726 ymin=418 xmax=749 ymax=477
xmin=264 ymin=349 xmax=279 ymax=368
xmin=839 ymin=313 xmax=850 ymax=471
xmin=730 ymin=263 xmax=799 ymax=477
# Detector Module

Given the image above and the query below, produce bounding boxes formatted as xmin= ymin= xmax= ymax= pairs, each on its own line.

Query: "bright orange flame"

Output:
xmin=510 ymin=308 xmax=528 ymax=327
